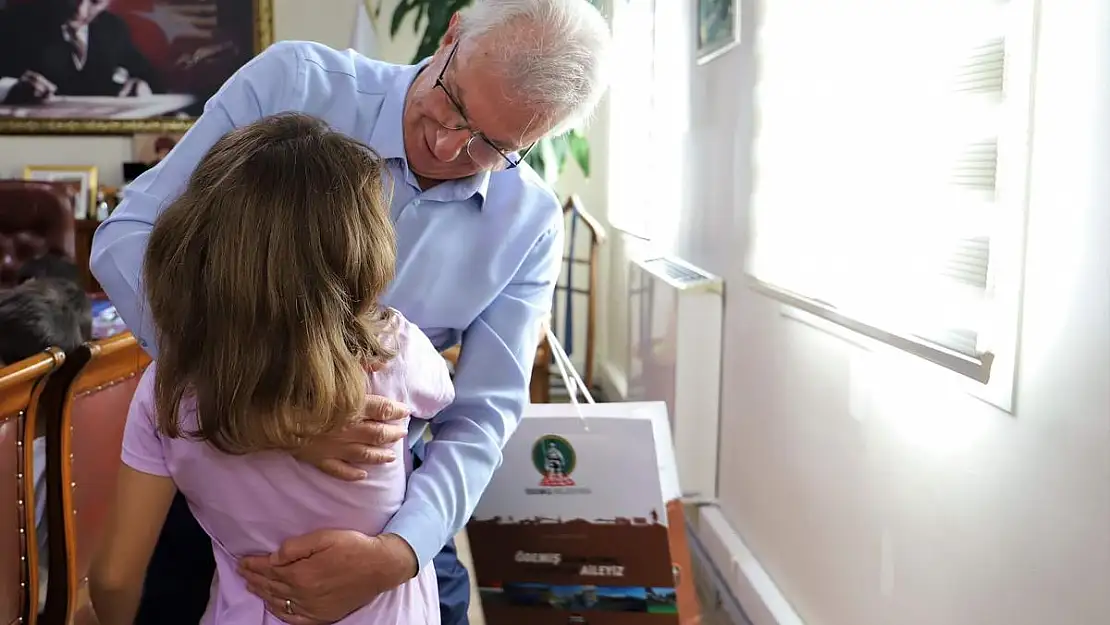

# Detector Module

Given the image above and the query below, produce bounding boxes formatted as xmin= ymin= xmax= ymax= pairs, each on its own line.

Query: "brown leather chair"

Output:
xmin=0 ymin=181 xmax=76 ymax=288
xmin=40 ymin=333 xmax=150 ymax=625
xmin=0 ymin=349 xmax=65 ymax=625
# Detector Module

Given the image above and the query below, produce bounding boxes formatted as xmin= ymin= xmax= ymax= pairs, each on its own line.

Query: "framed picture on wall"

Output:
xmin=24 ymin=165 xmax=98 ymax=219
xmin=0 ymin=0 xmax=274 ymax=135
xmin=696 ymin=0 xmax=740 ymax=64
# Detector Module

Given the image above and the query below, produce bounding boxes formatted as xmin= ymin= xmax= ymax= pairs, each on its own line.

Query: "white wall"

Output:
xmin=602 ymin=0 xmax=1110 ymax=623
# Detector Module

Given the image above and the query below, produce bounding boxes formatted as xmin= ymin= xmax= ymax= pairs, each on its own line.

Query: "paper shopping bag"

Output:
xmin=466 ymin=401 xmax=702 ymax=625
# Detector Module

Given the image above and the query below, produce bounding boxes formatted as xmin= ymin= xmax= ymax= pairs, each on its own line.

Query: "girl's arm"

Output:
xmin=90 ymin=366 xmax=176 ymax=625
xmin=89 ymin=466 xmax=176 ymax=625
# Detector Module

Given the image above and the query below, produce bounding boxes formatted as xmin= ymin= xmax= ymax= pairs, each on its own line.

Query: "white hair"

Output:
xmin=457 ymin=0 xmax=612 ymax=133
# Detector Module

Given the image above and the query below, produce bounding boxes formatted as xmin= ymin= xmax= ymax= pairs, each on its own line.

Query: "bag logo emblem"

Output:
xmin=532 ymin=434 xmax=577 ymax=487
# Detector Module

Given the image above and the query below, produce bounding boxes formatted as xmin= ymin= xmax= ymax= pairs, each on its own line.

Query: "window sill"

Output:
xmin=748 ymin=277 xmax=1017 ymax=414
xmin=748 ymin=277 xmax=994 ymax=383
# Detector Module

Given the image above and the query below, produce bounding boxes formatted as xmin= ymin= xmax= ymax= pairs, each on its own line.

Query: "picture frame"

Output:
xmin=24 ymin=165 xmax=99 ymax=220
xmin=696 ymin=0 xmax=741 ymax=64
xmin=0 ymin=0 xmax=274 ymax=135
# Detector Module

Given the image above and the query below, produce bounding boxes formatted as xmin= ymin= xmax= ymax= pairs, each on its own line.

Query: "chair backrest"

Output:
xmin=549 ymin=195 xmax=607 ymax=389
xmin=0 ymin=349 xmax=65 ymax=625
xmin=40 ymin=333 xmax=150 ymax=625
xmin=0 ymin=181 xmax=76 ymax=288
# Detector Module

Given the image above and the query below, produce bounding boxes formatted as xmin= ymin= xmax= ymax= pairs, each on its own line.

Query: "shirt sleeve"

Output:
xmin=383 ymin=222 xmax=563 ymax=570
xmin=90 ymin=41 xmax=306 ymax=357
xmin=120 ymin=367 xmax=170 ymax=478
xmin=394 ymin=318 xmax=456 ymax=420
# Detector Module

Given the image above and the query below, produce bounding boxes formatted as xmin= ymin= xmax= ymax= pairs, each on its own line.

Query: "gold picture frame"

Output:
xmin=24 ymin=165 xmax=99 ymax=220
xmin=0 ymin=0 xmax=274 ymax=135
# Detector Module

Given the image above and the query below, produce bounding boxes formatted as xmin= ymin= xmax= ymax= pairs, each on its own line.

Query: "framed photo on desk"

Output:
xmin=0 ymin=0 xmax=274 ymax=134
xmin=24 ymin=165 xmax=98 ymax=219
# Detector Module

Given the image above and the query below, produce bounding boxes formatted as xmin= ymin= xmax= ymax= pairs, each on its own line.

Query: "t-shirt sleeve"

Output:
xmin=393 ymin=318 xmax=456 ymax=420
xmin=120 ymin=365 xmax=171 ymax=477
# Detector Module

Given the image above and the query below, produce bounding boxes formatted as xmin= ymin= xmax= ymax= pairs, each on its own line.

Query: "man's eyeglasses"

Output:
xmin=434 ymin=43 xmax=535 ymax=170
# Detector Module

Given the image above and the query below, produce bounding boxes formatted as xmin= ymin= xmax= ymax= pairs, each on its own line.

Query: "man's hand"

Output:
xmin=291 ymin=394 xmax=410 ymax=480
xmin=5 ymin=71 xmax=57 ymax=104
xmin=239 ymin=530 xmax=418 ymax=625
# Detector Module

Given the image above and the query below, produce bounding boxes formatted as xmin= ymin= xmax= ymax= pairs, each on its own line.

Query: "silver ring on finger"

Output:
xmin=284 ymin=598 xmax=294 ymax=615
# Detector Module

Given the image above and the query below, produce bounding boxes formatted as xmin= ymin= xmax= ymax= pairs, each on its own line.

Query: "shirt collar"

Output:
xmin=367 ymin=59 xmax=490 ymax=208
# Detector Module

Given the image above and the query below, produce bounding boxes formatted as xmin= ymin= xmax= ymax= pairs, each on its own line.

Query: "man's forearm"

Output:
xmin=92 ymin=213 xmax=160 ymax=354
xmin=382 ymin=225 xmax=561 ymax=569
xmin=384 ymin=413 xmax=511 ymax=568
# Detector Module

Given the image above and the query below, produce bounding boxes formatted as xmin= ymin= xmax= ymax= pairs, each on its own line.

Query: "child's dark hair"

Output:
xmin=17 ymin=253 xmax=82 ymax=286
xmin=0 ymin=278 xmax=90 ymax=366
xmin=144 ymin=113 xmax=398 ymax=455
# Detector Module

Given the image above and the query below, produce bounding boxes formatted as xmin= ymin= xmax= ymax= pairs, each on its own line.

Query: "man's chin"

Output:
xmin=411 ymin=161 xmax=480 ymax=182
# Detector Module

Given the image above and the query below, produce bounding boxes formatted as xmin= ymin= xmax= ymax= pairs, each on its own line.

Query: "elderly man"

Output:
xmin=89 ymin=1 xmax=611 ymax=624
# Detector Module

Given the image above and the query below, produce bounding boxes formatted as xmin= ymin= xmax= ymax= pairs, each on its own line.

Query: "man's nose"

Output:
xmin=432 ymin=127 xmax=470 ymax=162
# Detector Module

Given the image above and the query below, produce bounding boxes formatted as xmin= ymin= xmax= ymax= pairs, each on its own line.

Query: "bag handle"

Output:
xmin=543 ymin=326 xmax=594 ymax=432
xmin=545 ymin=326 xmax=595 ymax=404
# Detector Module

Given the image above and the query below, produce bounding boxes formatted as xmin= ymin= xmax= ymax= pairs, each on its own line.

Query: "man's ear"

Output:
xmin=440 ymin=12 xmax=461 ymax=49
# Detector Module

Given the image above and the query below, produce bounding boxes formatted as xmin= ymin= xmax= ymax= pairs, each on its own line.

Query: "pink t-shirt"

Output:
xmin=122 ymin=315 xmax=453 ymax=625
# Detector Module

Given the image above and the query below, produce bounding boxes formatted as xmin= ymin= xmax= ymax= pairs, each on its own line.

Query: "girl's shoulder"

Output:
xmin=376 ymin=309 xmax=455 ymax=418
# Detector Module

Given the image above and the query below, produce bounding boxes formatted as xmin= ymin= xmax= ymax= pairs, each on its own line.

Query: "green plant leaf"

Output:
xmin=565 ymin=129 xmax=590 ymax=178
xmin=524 ymin=136 xmax=554 ymax=186
xmin=554 ymin=135 xmax=572 ymax=176
xmin=425 ymin=1 xmax=448 ymax=41
xmin=410 ymin=0 xmax=472 ymax=62
xmin=390 ymin=0 xmax=415 ymax=37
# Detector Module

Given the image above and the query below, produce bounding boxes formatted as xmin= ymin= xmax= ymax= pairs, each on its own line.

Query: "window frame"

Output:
xmin=746 ymin=0 xmax=1041 ymax=412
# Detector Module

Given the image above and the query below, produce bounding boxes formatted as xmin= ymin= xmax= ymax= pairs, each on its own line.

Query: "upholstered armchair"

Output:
xmin=0 ymin=181 xmax=75 ymax=288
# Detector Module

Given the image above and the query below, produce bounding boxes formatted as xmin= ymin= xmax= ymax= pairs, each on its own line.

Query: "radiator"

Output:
xmin=626 ymin=254 xmax=723 ymax=501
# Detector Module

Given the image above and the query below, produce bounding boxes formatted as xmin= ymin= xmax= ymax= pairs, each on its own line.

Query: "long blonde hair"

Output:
xmin=144 ymin=113 xmax=397 ymax=454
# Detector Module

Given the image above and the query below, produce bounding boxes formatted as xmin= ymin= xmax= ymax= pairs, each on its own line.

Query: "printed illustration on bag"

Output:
xmin=533 ymin=434 xmax=577 ymax=487
xmin=468 ymin=405 xmax=703 ymax=623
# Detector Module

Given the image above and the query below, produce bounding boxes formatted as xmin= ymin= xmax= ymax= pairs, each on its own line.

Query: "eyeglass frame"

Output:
xmin=433 ymin=42 xmax=536 ymax=170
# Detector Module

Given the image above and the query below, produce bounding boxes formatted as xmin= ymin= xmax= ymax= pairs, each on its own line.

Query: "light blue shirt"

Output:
xmin=91 ymin=41 xmax=563 ymax=571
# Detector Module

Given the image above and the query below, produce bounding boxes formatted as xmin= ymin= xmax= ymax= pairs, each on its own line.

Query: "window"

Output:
xmin=747 ymin=0 xmax=1037 ymax=397
xmin=606 ymin=0 xmax=688 ymax=244
xmin=607 ymin=0 xmax=658 ymax=240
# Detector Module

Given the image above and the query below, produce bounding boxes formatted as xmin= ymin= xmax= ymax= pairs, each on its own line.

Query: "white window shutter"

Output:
xmin=748 ymin=0 xmax=1031 ymax=379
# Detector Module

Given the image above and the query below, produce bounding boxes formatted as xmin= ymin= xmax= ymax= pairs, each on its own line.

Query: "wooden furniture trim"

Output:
xmin=547 ymin=195 xmax=607 ymax=393
xmin=39 ymin=333 xmax=149 ymax=625
xmin=0 ymin=348 xmax=65 ymax=625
